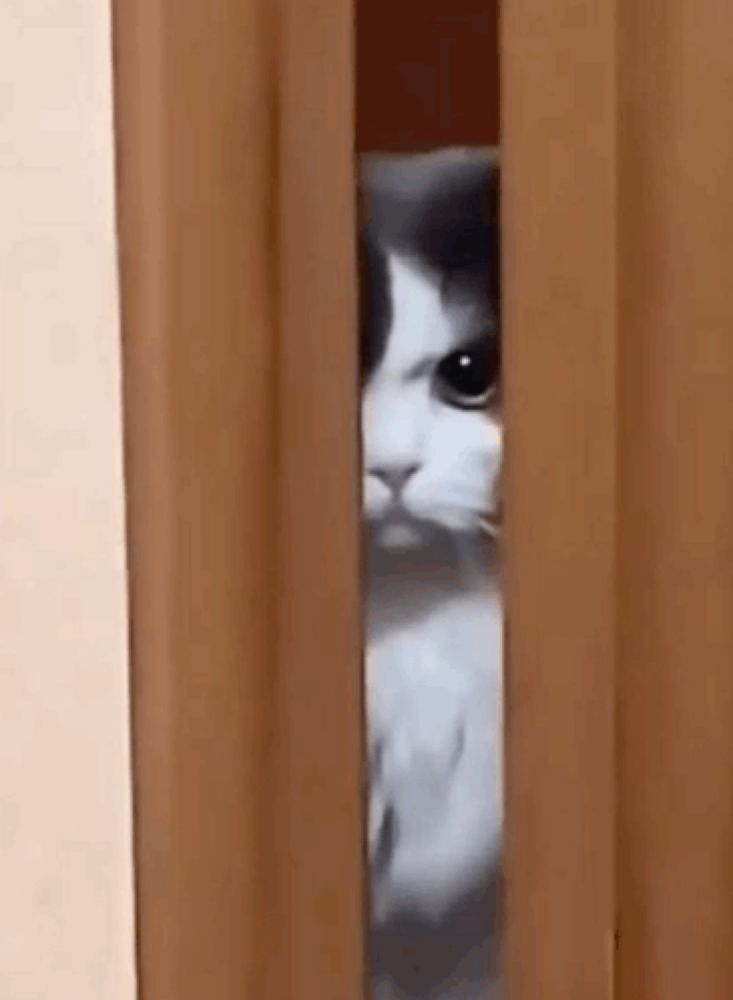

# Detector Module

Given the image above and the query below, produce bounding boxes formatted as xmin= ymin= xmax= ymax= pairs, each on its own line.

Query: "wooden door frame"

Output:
xmin=113 ymin=0 xmax=733 ymax=998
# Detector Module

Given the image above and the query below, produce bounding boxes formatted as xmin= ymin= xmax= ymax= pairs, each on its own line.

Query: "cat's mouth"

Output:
xmin=370 ymin=502 xmax=498 ymax=550
xmin=371 ymin=507 xmax=428 ymax=549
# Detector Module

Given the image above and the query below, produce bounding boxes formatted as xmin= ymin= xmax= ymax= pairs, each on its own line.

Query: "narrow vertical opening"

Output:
xmin=355 ymin=5 xmax=502 ymax=996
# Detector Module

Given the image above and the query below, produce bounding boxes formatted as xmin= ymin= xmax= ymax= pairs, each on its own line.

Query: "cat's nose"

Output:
xmin=371 ymin=464 xmax=420 ymax=497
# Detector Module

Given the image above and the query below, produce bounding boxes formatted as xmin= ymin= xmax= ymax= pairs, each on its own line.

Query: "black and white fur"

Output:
xmin=360 ymin=148 xmax=503 ymax=1000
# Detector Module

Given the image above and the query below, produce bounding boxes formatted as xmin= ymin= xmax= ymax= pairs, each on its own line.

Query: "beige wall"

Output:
xmin=0 ymin=2 xmax=136 ymax=997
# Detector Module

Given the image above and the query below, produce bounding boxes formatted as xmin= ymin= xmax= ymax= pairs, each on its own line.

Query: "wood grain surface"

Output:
xmin=502 ymin=1 xmax=617 ymax=998
xmin=617 ymin=1 xmax=733 ymax=996
xmin=113 ymin=0 xmax=361 ymax=997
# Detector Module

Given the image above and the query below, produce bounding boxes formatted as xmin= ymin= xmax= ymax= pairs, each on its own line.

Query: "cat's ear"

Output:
xmin=359 ymin=147 xmax=499 ymax=270
xmin=360 ymin=147 xmax=499 ymax=205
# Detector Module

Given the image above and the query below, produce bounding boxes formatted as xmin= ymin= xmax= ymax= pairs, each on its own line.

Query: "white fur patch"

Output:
xmin=363 ymin=251 xmax=501 ymax=546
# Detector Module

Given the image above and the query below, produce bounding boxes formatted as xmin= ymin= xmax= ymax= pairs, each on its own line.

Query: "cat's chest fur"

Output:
xmin=366 ymin=538 xmax=503 ymax=923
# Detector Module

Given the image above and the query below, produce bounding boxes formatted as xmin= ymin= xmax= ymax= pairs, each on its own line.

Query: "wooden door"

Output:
xmin=113 ymin=0 xmax=733 ymax=997
xmin=114 ymin=2 xmax=360 ymax=997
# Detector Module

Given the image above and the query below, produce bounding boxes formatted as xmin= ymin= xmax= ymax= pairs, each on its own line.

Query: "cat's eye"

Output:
xmin=435 ymin=341 xmax=499 ymax=409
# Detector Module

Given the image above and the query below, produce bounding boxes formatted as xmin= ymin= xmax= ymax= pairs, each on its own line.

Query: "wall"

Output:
xmin=0 ymin=2 xmax=136 ymax=997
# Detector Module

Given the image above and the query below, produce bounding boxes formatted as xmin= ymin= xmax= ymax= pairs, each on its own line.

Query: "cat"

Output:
xmin=360 ymin=148 xmax=503 ymax=1000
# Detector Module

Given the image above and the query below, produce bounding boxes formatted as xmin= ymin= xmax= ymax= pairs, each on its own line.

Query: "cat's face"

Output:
xmin=360 ymin=149 xmax=501 ymax=550
xmin=362 ymin=249 xmax=500 ymax=549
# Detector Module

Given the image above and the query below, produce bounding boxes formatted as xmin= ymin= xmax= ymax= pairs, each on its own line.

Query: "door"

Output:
xmin=113 ymin=0 xmax=733 ymax=998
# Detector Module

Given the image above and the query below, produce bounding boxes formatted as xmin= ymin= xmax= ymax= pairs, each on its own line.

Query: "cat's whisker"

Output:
xmin=480 ymin=513 xmax=501 ymax=538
